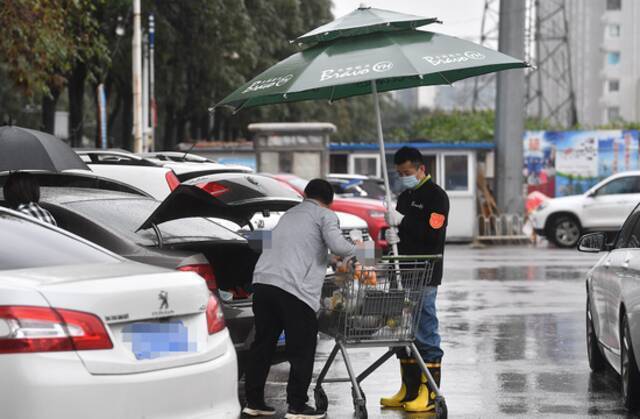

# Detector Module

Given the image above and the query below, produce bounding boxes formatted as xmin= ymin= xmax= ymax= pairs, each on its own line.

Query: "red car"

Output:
xmin=269 ymin=174 xmax=390 ymax=250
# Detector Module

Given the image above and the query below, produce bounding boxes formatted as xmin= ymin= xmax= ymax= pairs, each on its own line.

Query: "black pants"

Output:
xmin=245 ymin=284 xmax=318 ymax=409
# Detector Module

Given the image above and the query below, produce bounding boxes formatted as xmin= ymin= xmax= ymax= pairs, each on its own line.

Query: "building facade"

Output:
xmin=566 ymin=0 xmax=639 ymax=125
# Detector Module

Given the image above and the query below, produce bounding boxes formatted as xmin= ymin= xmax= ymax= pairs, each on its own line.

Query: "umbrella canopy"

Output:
xmin=0 ymin=126 xmax=89 ymax=172
xmin=215 ymin=6 xmax=530 ymax=263
xmin=217 ymin=29 xmax=528 ymax=110
xmin=295 ymin=6 xmax=440 ymax=45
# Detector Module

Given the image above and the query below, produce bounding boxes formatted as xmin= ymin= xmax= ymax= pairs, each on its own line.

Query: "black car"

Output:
xmin=1 ymin=175 xmax=301 ymax=364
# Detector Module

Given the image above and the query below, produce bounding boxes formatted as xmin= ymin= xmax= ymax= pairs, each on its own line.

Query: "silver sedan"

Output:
xmin=579 ymin=205 xmax=640 ymax=410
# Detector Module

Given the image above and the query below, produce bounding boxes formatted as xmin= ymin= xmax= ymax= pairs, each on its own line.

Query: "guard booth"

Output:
xmin=249 ymin=123 xmax=336 ymax=179
xmin=330 ymin=142 xmax=494 ymax=242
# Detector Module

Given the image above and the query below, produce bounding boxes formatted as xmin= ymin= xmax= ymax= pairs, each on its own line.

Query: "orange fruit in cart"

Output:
xmin=336 ymin=261 xmax=349 ymax=273
xmin=353 ymin=265 xmax=377 ymax=285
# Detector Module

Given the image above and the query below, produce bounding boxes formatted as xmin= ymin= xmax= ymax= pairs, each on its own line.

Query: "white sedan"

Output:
xmin=0 ymin=208 xmax=240 ymax=419
xmin=531 ymin=171 xmax=640 ymax=247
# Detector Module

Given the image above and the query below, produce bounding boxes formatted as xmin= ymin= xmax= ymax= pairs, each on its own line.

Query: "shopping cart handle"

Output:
xmin=380 ymin=254 xmax=443 ymax=261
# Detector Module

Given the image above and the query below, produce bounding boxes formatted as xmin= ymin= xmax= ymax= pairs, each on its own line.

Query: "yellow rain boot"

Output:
xmin=380 ymin=359 xmax=420 ymax=407
xmin=403 ymin=362 xmax=441 ymax=413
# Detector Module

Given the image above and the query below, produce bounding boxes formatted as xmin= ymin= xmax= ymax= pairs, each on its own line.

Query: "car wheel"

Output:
xmin=621 ymin=314 xmax=640 ymax=410
xmin=587 ymin=297 xmax=606 ymax=372
xmin=549 ymin=215 xmax=581 ymax=248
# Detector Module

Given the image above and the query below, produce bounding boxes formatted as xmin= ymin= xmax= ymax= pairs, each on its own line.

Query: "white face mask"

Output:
xmin=399 ymin=175 xmax=419 ymax=190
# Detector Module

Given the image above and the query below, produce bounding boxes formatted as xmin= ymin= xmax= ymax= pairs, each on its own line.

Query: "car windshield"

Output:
xmin=67 ymin=199 xmax=244 ymax=246
xmin=186 ymin=175 xmax=302 ymax=203
xmin=359 ymin=180 xmax=388 ymax=199
xmin=283 ymin=176 xmax=309 ymax=193
xmin=0 ymin=172 xmax=147 ymax=196
xmin=0 ymin=213 xmax=118 ymax=270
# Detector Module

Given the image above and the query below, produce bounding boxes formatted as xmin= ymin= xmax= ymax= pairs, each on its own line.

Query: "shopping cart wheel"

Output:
xmin=435 ymin=396 xmax=448 ymax=419
xmin=351 ymin=385 xmax=366 ymax=408
xmin=314 ymin=386 xmax=328 ymax=412
xmin=354 ymin=399 xmax=368 ymax=419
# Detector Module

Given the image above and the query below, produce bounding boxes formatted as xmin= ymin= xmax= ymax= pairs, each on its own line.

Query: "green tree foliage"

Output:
xmin=5 ymin=1 xmax=537 ymax=147
xmin=0 ymin=0 xmax=70 ymax=96
xmin=0 ymin=0 xmax=110 ymax=143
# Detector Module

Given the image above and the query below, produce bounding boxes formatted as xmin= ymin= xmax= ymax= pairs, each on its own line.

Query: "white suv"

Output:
xmin=531 ymin=171 xmax=640 ymax=247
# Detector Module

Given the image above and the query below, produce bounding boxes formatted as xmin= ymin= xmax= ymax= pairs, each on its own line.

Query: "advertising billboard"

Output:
xmin=524 ymin=130 xmax=639 ymax=197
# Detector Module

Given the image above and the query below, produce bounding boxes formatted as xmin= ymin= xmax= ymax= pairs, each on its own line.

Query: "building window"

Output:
xmin=330 ymin=154 xmax=348 ymax=173
xmin=607 ymin=51 xmax=621 ymax=65
xmin=443 ymin=155 xmax=469 ymax=192
xmin=608 ymin=106 xmax=621 ymax=122
xmin=607 ymin=0 xmax=621 ymax=10
xmin=349 ymin=154 xmax=380 ymax=177
xmin=609 ymin=80 xmax=620 ymax=92
xmin=608 ymin=24 xmax=621 ymax=37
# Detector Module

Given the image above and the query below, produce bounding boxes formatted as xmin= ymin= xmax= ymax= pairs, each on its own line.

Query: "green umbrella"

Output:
xmin=294 ymin=5 xmax=440 ymax=45
xmin=218 ymin=29 xmax=527 ymax=110
xmin=215 ymin=11 xmax=529 ymax=260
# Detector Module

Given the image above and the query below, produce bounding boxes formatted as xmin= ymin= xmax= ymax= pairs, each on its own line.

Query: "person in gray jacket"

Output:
xmin=243 ymin=179 xmax=360 ymax=419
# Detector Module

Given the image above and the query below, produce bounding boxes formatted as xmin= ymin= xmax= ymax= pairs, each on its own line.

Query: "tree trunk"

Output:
xmin=163 ymin=102 xmax=175 ymax=150
xmin=212 ymin=108 xmax=220 ymax=140
xmin=41 ymin=88 xmax=60 ymax=134
xmin=121 ymin=88 xmax=133 ymax=151
xmin=107 ymin=91 xmax=122 ymax=145
xmin=68 ymin=63 xmax=87 ymax=147
xmin=199 ymin=113 xmax=210 ymax=141
xmin=176 ymin=112 xmax=187 ymax=146
xmin=189 ymin=115 xmax=199 ymax=140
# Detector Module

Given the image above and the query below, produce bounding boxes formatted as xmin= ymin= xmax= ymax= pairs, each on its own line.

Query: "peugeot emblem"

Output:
xmin=158 ymin=290 xmax=169 ymax=310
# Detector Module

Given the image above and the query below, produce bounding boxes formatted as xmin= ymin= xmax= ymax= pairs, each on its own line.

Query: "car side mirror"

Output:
xmin=587 ymin=190 xmax=597 ymax=198
xmin=577 ymin=232 xmax=607 ymax=253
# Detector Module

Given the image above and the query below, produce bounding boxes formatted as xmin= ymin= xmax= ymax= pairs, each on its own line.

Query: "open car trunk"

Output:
xmin=168 ymin=240 xmax=260 ymax=298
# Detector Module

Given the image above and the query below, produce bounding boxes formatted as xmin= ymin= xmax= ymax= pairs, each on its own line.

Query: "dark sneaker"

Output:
xmin=242 ymin=402 xmax=276 ymax=417
xmin=284 ymin=404 xmax=326 ymax=419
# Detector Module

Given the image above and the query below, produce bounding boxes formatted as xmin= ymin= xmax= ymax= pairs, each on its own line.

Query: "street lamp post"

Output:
xmin=149 ymin=14 xmax=156 ymax=151
xmin=132 ymin=0 xmax=143 ymax=153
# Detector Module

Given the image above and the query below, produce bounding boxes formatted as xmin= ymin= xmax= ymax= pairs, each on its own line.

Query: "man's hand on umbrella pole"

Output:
xmin=385 ymin=227 xmax=400 ymax=246
xmin=385 ymin=208 xmax=404 ymax=227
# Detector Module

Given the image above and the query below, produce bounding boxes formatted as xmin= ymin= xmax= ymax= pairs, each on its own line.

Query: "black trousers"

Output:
xmin=245 ymin=284 xmax=318 ymax=409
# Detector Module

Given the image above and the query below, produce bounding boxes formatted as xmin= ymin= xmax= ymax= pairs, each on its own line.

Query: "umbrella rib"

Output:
xmin=232 ymin=100 xmax=249 ymax=115
xmin=438 ymin=72 xmax=454 ymax=86
xmin=328 ymin=86 xmax=336 ymax=104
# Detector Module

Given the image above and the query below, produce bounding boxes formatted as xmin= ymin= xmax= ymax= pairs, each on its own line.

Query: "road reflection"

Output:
xmin=254 ymin=246 xmax=636 ymax=418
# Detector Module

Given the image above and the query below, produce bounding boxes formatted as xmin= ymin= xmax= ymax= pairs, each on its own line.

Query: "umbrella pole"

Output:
xmin=371 ymin=80 xmax=399 ymax=258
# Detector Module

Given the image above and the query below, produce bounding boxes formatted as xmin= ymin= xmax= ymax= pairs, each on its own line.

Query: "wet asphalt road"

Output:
xmin=241 ymin=244 xmax=640 ymax=418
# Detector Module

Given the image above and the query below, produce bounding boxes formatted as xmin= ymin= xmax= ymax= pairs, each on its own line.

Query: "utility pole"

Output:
xmin=149 ymin=14 xmax=156 ymax=151
xmin=142 ymin=31 xmax=150 ymax=152
xmin=132 ymin=0 xmax=143 ymax=153
xmin=495 ymin=0 xmax=526 ymax=214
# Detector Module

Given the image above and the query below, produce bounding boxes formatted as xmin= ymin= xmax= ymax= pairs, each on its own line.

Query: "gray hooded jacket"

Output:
xmin=252 ymin=199 xmax=356 ymax=311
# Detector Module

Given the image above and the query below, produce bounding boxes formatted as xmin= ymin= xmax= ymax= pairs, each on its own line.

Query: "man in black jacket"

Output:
xmin=380 ymin=146 xmax=449 ymax=413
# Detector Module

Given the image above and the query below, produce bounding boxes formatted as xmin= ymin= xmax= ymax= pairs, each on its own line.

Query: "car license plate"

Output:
xmin=122 ymin=321 xmax=195 ymax=360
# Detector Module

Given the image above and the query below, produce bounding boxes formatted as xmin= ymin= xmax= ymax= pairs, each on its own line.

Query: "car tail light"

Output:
xmin=205 ymin=293 xmax=225 ymax=334
xmin=0 ymin=306 xmax=113 ymax=354
xmin=196 ymin=182 xmax=230 ymax=197
xmin=165 ymin=170 xmax=181 ymax=191
xmin=178 ymin=264 xmax=217 ymax=291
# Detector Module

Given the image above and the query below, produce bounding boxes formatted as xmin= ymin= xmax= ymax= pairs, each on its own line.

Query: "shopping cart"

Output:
xmin=314 ymin=255 xmax=447 ymax=419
